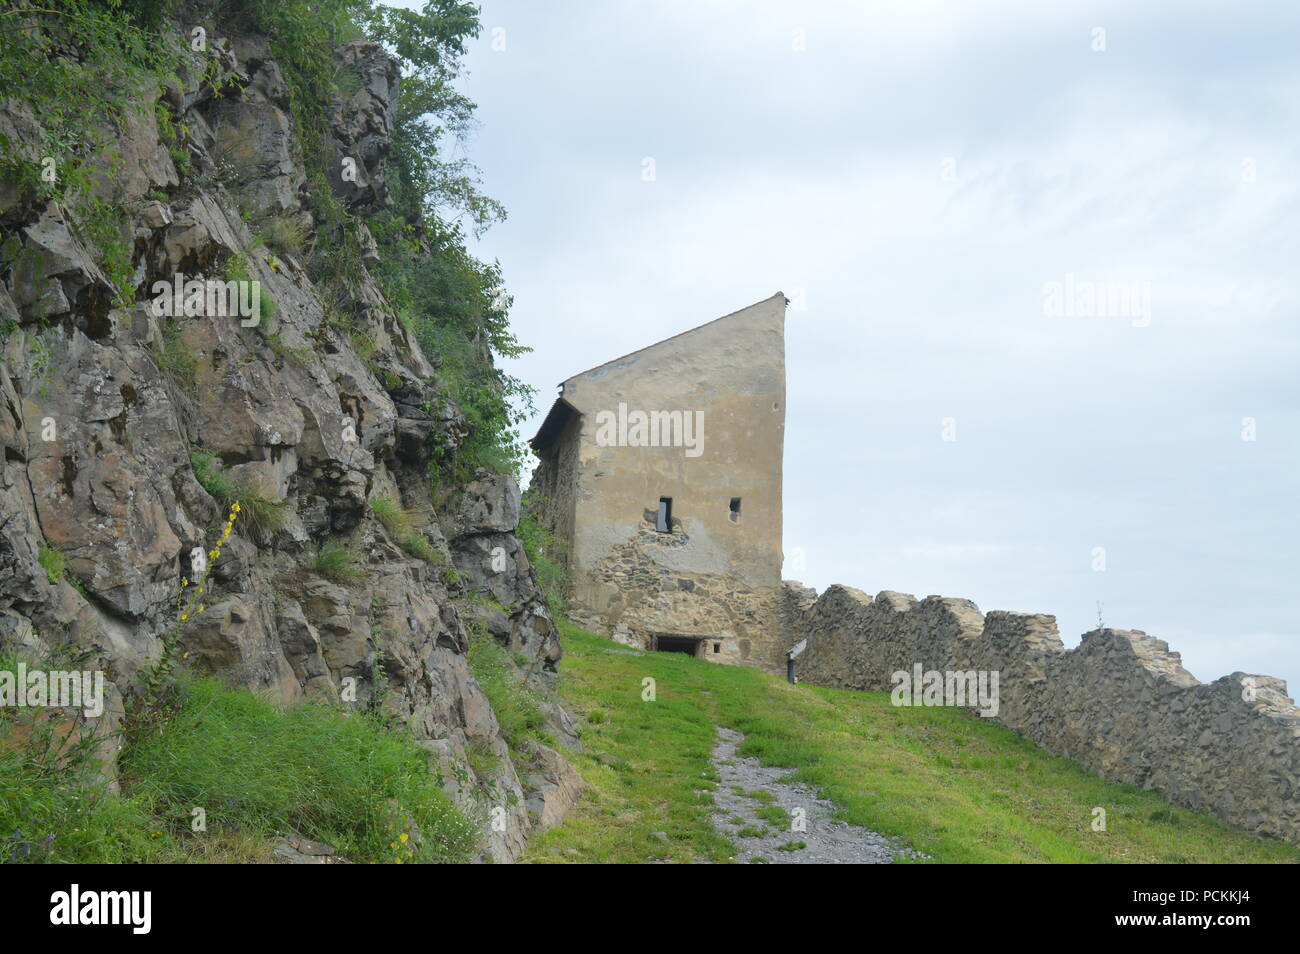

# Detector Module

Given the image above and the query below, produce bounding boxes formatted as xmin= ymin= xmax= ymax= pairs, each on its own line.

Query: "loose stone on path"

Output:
xmin=708 ymin=726 xmax=926 ymax=864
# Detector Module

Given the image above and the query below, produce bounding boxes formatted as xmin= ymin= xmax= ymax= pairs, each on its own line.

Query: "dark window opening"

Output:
xmin=656 ymin=497 xmax=672 ymax=532
xmin=729 ymin=497 xmax=741 ymax=522
xmin=713 ymin=642 xmax=722 ymax=654
xmin=654 ymin=635 xmax=699 ymax=655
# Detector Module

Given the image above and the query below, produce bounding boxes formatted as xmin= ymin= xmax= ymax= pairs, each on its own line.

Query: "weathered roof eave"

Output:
xmin=528 ymin=396 xmax=578 ymax=452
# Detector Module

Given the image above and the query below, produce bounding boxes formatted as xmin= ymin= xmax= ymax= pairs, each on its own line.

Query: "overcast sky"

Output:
xmin=416 ymin=0 xmax=1300 ymax=692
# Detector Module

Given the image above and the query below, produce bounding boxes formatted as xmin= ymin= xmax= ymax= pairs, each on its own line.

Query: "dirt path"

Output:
xmin=709 ymin=726 xmax=926 ymax=864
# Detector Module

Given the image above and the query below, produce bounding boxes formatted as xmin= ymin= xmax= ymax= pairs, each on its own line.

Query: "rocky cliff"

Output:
xmin=0 ymin=2 xmax=577 ymax=862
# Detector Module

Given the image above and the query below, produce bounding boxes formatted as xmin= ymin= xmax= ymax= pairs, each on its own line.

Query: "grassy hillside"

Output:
xmin=525 ymin=623 xmax=1300 ymax=864
xmin=0 ymin=674 xmax=477 ymax=864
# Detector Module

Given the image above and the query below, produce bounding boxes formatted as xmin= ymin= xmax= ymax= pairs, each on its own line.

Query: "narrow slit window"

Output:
xmin=729 ymin=497 xmax=742 ymax=521
xmin=656 ymin=497 xmax=672 ymax=533
xmin=713 ymin=642 xmax=722 ymax=654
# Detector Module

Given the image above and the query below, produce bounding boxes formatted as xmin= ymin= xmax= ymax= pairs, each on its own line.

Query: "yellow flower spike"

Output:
xmin=180 ymin=614 xmax=188 ymax=622
xmin=399 ymin=832 xmax=409 ymax=844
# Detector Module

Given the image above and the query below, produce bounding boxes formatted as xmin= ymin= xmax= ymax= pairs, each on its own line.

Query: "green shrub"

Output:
xmin=153 ymin=322 xmax=199 ymax=396
xmin=0 ymin=752 xmax=167 ymax=864
xmin=466 ymin=624 xmax=550 ymax=753
xmin=236 ymin=490 xmax=287 ymax=543
xmin=257 ymin=214 xmax=307 ymax=260
xmin=369 ymin=495 xmax=443 ymax=564
xmin=190 ymin=450 xmax=286 ymax=543
xmin=1 ymin=668 xmax=481 ymax=863
xmin=517 ymin=511 xmax=569 ymax=616
xmin=369 ymin=494 xmax=416 ymax=536
xmin=400 ymin=533 xmax=442 ymax=564
xmin=265 ymin=333 xmax=313 ymax=366
xmin=310 ymin=538 xmax=361 ymax=581
xmin=191 ymin=450 xmax=236 ymax=507
xmin=36 ymin=545 xmax=66 ymax=585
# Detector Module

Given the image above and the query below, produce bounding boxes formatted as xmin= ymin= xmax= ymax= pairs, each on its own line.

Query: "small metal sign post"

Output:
xmin=786 ymin=638 xmax=807 ymax=684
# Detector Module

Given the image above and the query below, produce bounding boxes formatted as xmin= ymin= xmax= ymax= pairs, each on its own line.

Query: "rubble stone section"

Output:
xmin=783 ymin=581 xmax=1300 ymax=846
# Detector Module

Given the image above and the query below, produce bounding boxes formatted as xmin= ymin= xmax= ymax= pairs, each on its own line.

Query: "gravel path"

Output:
xmin=709 ymin=726 xmax=927 ymax=864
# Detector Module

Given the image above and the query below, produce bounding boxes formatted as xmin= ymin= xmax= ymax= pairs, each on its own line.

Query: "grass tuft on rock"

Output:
xmin=36 ymin=545 xmax=66 ymax=585
xmin=190 ymin=450 xmax=287 ymax=543
xmin=369 ymin=495 xmax=442 ymax=564
xmin=309 ymin=538 xmax=361 ymax=581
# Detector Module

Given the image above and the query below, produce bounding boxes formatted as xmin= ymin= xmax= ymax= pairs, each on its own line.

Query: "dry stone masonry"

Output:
xmin=782 ymin=582 xmax=1300 ymax=845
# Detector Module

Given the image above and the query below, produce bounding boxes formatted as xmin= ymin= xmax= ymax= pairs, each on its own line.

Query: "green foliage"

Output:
xmin=369 ymin=493 xmax=414 ymax=533
xmin=212 ymin=0 xmax=532 ymax=480
xmin=402 ymin=532 xmax=442 ymax=564
xmin=36 ymin=544 xmax=66 ymax=585
xmin=410 ymin=319 xmax=532 ymax=480
xmin=118 ymin=676 xmax=480 ymax=863
xmin=190 ymin=450 xmax=286 ymax=543
xmin=359 ymin=3 xmax=533 ymax=480
xmin=255 ymin=213 xmax=307 ymax=260
xmin=191 ymin=449 xmax=235 ymax=506
xmin=0 ymin=637 xmax=165 ymax=864
xmin=152 ymin=321 xmax=199 ymax=396
xmin=3 ymin=657 xmax=480 ymax=863
xmin=79 ymin=196 xmax=135 ymax=308
xmin=265 ymin=332 xmax=313 ymax=366
xmin=0 ymin=0 xmax=179 ymax=310
xmin=224 ymin=250 xmax=253 ymax=285
xmin=0 ymin=743 xmax=165 ymax=863
xmin=517 ymin=510 xmax=569 ymax=616
xmin=465 ymin=624 xmax=550 ymax=754
xmin=309 ymin=538 xmax=361 ymax=581
xmin=367 ymin=494 xmax=442 ymax=563
xmin=236 ymin=489 xmax=287 ymax=543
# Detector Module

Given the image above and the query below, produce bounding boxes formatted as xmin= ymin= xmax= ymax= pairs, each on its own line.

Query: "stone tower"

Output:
xmin=529 ymin=293 xmax=787 ymax=672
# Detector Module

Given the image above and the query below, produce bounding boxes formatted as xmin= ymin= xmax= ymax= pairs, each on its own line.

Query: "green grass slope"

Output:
xmin=525 ymin=623 xmax=1300 ymax=864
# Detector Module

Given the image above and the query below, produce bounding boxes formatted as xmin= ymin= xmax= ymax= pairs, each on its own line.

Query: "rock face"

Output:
xmin=0 ymin=22 xmax=577 ymax=862
xmin=784 ymin=581 xmax=1300 ymax=846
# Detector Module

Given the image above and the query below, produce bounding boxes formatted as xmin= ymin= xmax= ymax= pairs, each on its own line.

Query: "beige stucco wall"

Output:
xmin=535 ymin=293 xmax=788 ymax=672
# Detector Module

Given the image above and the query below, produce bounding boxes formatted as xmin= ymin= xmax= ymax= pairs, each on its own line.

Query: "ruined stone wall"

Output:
xmin=577 ymin=525 xmax=783 ymax=667
xmin=785 ymin=582 xmax=1300 ymax=845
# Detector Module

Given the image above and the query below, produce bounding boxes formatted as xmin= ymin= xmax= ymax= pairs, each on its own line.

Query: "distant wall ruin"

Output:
xmin=782 ymin=582 xmax=1300 ymax=845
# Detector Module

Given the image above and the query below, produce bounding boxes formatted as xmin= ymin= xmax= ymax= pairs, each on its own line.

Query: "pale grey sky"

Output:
xmin=411 ymin=0 xmax=1300 ymax=692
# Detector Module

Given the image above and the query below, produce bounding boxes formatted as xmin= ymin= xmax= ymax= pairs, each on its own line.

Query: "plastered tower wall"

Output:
xmin=784 ymin=582 xmax=1300 ymax=845
xmin=533 ymin=294 xmax=787 ymax=672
